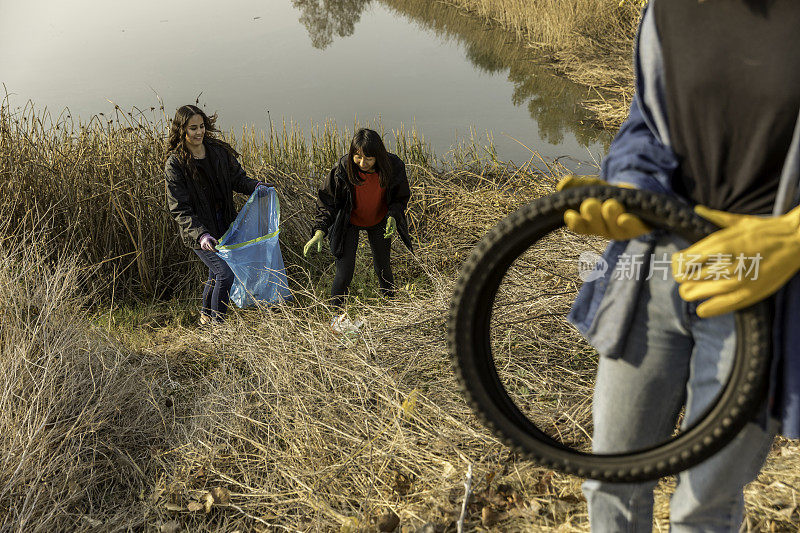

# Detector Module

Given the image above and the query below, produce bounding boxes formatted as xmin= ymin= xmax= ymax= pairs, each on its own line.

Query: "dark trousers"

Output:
xmin=194 ymin=249 xmax=236 ymax=321
xmin=331 ymin=221 xmax=394 ymax=308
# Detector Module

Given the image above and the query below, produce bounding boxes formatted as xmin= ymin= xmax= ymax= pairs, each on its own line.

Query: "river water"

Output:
xmin=0 ymin=0 xmax=612 ymax=168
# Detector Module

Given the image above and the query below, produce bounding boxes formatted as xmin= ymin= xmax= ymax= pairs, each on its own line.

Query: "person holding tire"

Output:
xmin=165 ymin=104 xmax=272 ymax=324
xmin=304 ymin=128 xmax=412 ymax=311
xmin=562 ymin=1 xmax=800 ymax=530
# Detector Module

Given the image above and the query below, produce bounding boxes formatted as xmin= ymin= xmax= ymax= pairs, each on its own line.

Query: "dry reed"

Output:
xmin=1 ymin=101 xmax=798 ymax=531
xmin=0 ymin=238 xmax=166 ymax=531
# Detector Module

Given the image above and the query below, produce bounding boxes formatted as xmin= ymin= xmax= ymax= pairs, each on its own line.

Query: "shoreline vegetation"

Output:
xmin=432 ymin=0 xmax=642 ymax=128
xmin=2 ymin=95 xmax=799 ymax=531
xmin=1 ymin=3 xmax=798 ymax=531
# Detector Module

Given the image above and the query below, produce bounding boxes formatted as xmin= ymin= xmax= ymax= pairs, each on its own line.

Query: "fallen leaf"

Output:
xmin=401 ymin=389 xmax=419 ymax=419
xmin=549 ymin=499 xmax=573 ymax=516
xmin=210 ymin=486 xmax=231 ymax=504
xmin=203 ymin=492 xmax=214 ymax=513
xmin=340 ymin=517 xmax=359 ymax=533
xmin=506 ymin=500 xmax=543 ymax=520
xmin=186 ymin=502 xmax=204 ymax=512
xmin=164 ymin=503 xmax=183 ymax=512
xmin=780 ymin=446 xmax=797 ymax=457
xmin=481 ymin=505 xmax=498 ymax=527
xmin=441 ymin=461 xmax=456 ymax=479
xmin=377 ymin=510 xmax=400 ymax=532
xmin=534 ymin=471 xmax=554 ymax=494
xmin=160 ymin=521 xmax=181 ymax=533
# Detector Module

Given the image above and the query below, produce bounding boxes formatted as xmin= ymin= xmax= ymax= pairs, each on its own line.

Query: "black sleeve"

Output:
xmin=388 ymin=157 xmax=411 ymax=221
xmin=165 ymin=157 xmax=208 ymax=246
xmin=228 ymin=150 xmax=261 ymax=196
xmin=312 ymin=164 xmax=342 ymax=237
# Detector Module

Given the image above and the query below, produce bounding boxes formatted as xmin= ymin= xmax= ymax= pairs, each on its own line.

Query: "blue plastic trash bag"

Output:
xmin=216 ymin=186 xmax=292 ymax=308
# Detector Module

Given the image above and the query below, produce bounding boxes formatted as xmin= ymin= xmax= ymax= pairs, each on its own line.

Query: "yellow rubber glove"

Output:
xmin=556 ymin=175 xmax=651 ymax=240
xmin=304 ymin=230 xmax=325 ymax=257
xmin=384 ymin=216 xmax=397 ymax=239
xmin=672 ymin=204 xmax=800 ymax=318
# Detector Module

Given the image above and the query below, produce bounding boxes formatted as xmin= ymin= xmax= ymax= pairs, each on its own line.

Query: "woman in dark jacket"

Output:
xmin=165 ymin=104 xmax=270 ymax=324
xmin=304 ymin=128 xmax=412 ymax=310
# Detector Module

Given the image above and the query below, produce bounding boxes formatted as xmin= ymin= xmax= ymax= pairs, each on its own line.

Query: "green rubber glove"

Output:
xmin=556 ymin=175 xmax=650 ymax=240
xmin=384 ymin=216 xmax=397 ymax=239
xmin=304 ymin=230 xmax=325 ymax=257
xmin=672 ymin=204 xmax=800 ymax=318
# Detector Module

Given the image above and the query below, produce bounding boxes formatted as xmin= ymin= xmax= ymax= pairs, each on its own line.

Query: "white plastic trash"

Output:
xmin=330 ymin=313 xmax=364 ymax=335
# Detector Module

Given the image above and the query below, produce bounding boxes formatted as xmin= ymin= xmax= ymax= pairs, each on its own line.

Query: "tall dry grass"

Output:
xmin=0 ymin=96 xmax=458 ymax=305
xmin=4 ymin=179 xmax=796 ymax=532
xmin=0 ymin=103 xmax=595 ymax=530
xmin=0 ymin=97 xmax=185 ymax=301
xmin=2 ymin=100 xmax=799 ymax=531
xmin=0 ymin=237 xmax=166 ymax=531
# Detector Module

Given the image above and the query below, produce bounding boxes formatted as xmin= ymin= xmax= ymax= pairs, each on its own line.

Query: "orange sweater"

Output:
xmin=350 ymin=171 xmax=388 ymax=227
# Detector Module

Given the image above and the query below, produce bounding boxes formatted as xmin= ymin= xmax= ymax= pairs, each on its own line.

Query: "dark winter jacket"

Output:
xmin=165 ymin=142 xmax=261 ymax=248
xmin=312 ymin=153 xmax=412 ymax=258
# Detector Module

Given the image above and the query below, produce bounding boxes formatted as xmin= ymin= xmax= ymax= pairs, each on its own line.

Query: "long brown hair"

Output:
xmin=166 ymin=104 xmax=238 ymax=179
xmin=345 ymin=128 xmax=393 ymax=187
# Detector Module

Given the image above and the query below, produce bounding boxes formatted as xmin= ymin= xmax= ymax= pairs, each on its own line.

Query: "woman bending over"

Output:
xmin=304 ymin=128 xmax=412 ymax=309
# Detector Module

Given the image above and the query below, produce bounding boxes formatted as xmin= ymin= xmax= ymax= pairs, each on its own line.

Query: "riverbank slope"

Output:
xmin=1 ymin=101 xmax=798 ymax=531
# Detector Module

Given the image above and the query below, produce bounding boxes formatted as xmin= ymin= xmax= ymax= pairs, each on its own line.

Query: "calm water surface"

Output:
xmin=0 ymin=0 xmax=611 ymax=167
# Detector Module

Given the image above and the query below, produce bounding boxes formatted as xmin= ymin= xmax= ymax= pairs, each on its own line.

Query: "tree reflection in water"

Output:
xmin=292 ymin=0 xmax=373 ymax=49
xmin=290 ymin=0 xmax=612 ymax=150
xmin=379 ymin=0 xmax=613 ymax=150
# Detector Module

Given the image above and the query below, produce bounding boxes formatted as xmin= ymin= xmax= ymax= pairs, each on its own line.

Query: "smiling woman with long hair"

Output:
xmin=164 ymin=104 xmax=272 ymax=324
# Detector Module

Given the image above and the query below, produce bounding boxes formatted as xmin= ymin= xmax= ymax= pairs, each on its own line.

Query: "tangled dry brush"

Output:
xmin=1 ymin=99 xmax=799 ymax=532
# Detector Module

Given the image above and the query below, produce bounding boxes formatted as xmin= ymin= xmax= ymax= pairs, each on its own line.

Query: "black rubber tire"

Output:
xmin=448 ymin=185 xmax=772 ymax=483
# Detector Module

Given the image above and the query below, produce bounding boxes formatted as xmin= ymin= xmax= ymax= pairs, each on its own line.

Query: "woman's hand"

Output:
xmin=672 ymin=204 xmax=800 ymax=318
xmin=199 ymin=233 xmax=218 ymax=252
xmin=384 ymin=216 xmax=397 ymax=239
xmin=304 ymin=230 xmax=325 ymax=257
xmin=557 ymin=175 xmax=650 ymax=240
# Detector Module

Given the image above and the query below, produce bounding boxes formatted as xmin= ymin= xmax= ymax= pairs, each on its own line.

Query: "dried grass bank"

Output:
xmin=1 ymin=101 xmax=798 ymax=531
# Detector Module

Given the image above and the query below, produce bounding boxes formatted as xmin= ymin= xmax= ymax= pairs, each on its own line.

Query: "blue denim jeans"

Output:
xmin=194 ymin=248 xmax=235 ymax=322
xmin=582 ymin=236 xmax=776 ymax=532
